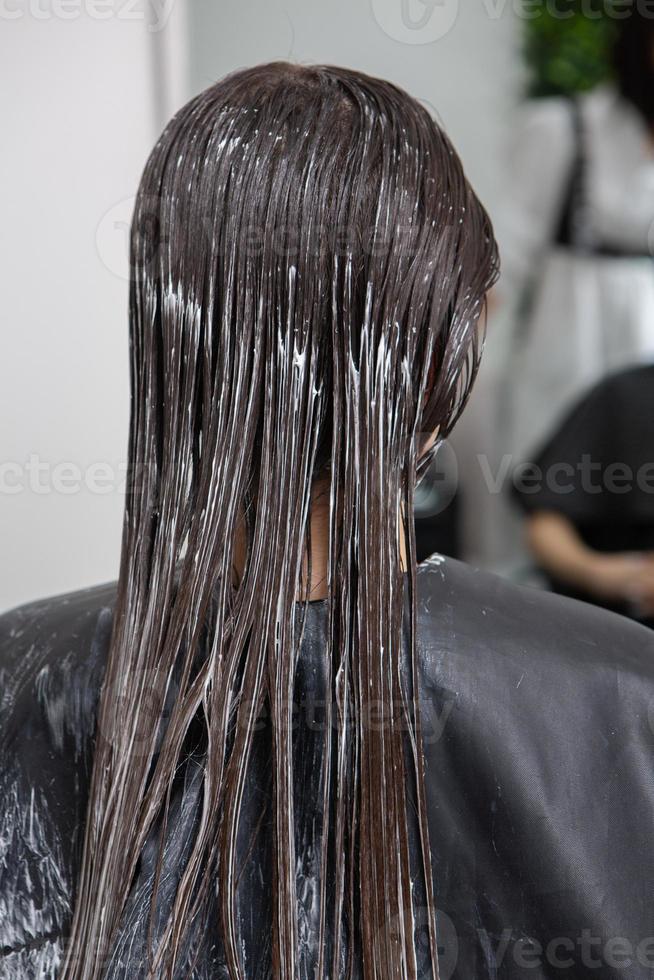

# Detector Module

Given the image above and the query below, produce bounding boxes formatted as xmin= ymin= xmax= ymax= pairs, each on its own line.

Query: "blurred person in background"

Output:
xmin=500 ymin=9 xmax=654 ymax=622
xmin=441 ymin=8 xmax=654 ymax=577
xmin=513 ymin=362 xmax=654 ymax=626
xmin=499 ymin=9 xmax=654 ymax=468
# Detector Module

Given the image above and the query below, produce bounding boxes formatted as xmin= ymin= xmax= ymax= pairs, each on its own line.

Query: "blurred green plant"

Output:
xmin=523 ymin=0 xmax=619 ymax=96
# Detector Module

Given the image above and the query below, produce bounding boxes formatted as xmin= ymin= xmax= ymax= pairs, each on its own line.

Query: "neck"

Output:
xmin=300 ymin=475 xmax=409 ymax=600
xmin=233 ymin=474 xmax=409 ymax=602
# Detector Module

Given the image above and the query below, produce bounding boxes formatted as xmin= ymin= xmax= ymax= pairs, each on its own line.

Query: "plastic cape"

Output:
xmin=1 ymin=555 xmax=654 ymax=979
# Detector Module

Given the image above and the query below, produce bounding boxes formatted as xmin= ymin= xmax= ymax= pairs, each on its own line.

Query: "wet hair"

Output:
xmin=613 ymin=9 xmax=654 ymax=126
xmin=61 ymin=62 xmax=498 ymax=978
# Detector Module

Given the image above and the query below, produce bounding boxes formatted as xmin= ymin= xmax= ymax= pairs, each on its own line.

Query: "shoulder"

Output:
xmin=512 ymin=95 xmax=576 ymax=151
xmin=539 ymin=361 xmax=654 ymax=440
xmin=0 ymin=579 xmax=117 ymax=659
xmin=581 ymin=83 xmax=628 ymax=126
xmin=0 ymin=583 xmax=117 ymax=965
xmin=600 ymin=362 xmax=654 ymax=396
xmin=416 ymin=554 xmax=654 ymax=677
xmin=0 ymin=581 xmax=117 ymax=756
xmin=416 ymin=557 xmax=654 ymax=969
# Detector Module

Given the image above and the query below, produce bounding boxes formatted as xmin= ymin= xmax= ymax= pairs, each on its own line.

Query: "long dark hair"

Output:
xmin=613 ymin=10 xmax=654 ymax=127
xmin=62 ymin=62 xmax=498 ymax=979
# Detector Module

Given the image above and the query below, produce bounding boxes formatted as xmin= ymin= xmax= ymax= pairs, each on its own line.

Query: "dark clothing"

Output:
xmin=2 ymin=557 xmax=654 ymax=978
xmin=513 ymin=364 xmax=654 ymax=623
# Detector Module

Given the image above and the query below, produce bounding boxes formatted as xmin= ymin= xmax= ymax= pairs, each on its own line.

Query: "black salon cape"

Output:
xmin=512 ymin=364 xmax=654 ymax=620
xmin=1 ymin=556 xmax=654 ymax=979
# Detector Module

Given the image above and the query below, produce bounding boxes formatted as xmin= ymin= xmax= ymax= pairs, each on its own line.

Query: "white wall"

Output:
xmin=0 ymin=2 xmax=189 ymax=612
xmin=188 ymin=0 xmax=524 ymax=218
xmin=1 ymin=0 xmax=522 ymax=612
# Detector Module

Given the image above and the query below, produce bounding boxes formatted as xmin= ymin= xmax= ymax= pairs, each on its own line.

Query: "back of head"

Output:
xmin=62 ymin=62 xmax=498 ymax=979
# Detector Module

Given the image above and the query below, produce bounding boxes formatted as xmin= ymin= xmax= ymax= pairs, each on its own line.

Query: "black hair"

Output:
xmin=613 ymin=8 xmax=654 ymax=125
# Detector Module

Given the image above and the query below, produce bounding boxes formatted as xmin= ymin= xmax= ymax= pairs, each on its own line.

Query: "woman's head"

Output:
xmin=132 ymin=61 xmax=497 ymax=475
xmin=63 ymin=63 xmax=498 ymax=979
